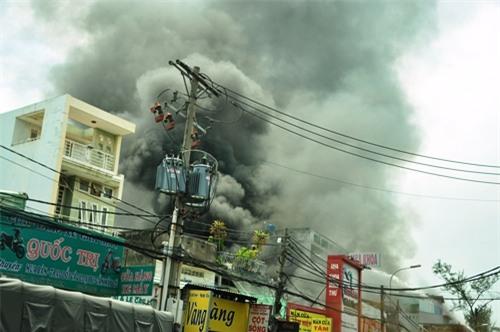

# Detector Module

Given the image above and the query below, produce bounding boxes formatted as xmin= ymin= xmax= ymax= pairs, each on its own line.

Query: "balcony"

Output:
xmin=64 ymin=139 xmax=115 ymax=172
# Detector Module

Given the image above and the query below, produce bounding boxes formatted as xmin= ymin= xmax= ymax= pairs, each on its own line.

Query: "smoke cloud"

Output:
xmin=34 ymin=0 xmax=435 ymax=271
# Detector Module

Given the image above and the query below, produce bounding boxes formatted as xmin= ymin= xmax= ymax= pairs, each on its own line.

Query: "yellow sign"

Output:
xmin=208 ymin=297 xmax=250 ymax=332
xmin=289 ymin=309 xmax=332 ymax=332
xmin=183 ymin=290 xmax=211 ymax=332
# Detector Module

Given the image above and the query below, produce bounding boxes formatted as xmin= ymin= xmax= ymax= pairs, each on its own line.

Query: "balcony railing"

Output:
xmin=64 ymin=139 xmax=115 ymax=172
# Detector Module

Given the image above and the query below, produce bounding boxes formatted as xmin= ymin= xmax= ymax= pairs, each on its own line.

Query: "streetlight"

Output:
xmin=389 ymin=264 xmax=422 ymax=291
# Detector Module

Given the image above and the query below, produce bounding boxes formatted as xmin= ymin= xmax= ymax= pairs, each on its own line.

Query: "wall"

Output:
xmin=0 ymin=95 xmax=69 ymax=215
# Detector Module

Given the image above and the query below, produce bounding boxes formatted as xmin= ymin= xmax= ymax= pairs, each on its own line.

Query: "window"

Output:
xmin=101 ymin=207 xmax=108 ymax=226
xmin=79 ymin=180 xmax=90 ymax=192
xmin=30 ymin=128 xmax=39 ymax=140
xmin=79 ymin=201 xmax=87 ymax=222
xmin=90 ymin=183 xmax=102 ymax=197
xmin=90 ymin=204 xmax=98 ymax=225
xmin=11 ymin=111 xmax=44 ymax=145
xmin=103 ymin=187 xmax=113 ymax=198
xmin=313 ymin=233 xmax=321 ymax=244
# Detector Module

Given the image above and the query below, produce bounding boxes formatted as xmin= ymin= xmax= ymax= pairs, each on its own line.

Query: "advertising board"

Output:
xmin=247 ymin=304 xmax=271 ymax=332
xmin=326 ymin=255 xmax=362 ymax=332
xmin=208 ymin=297 xmax=250 ymax=332
xmin=183 ymin=288 xmax=253 ymax=332
xmin=348 ymin=253 xmax=381 ymax=267
xmin=180 ymin=263 xmax=216 ymax=288
xmin=0 ymin=208 xmax=124 ymax=296
xmin=183 ymin=290 xmax=211 ymax=332
xmin=341 ymin=264 xmax=359 ymax=331
xmin=119 ymin=265 xmax=155 ymax=296
xmin=288 ymin=304 xmax=332 ymax=332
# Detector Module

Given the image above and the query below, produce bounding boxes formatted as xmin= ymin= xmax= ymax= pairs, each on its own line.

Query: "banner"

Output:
xmin=0 ymin=208 xmax=124 ymax=296
xmin=247 ymin=304 xmax=271 ymax=332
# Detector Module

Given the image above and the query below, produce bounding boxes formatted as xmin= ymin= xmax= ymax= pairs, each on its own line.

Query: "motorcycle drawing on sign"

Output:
xmin=0 ymin=229 xmax=26 ymax=259
xmin=100 ymin=249 xmax=121 ymax=274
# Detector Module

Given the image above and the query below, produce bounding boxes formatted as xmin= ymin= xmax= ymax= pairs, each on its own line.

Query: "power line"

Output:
xmin=1 ymin=205 xmax=164 ymax=260
xmin=233 ymin=99 xmax=500 ymax=176
xmin=0 ymin=191 xmax=167 ymax=218
xmin=285 ymin=237 xmax=500 ymax=293
xmin=233 ymin=104 xmax=500 ymax=185
xmin=0 ymin=144 xmax=164 ymax=227
xmin=263 ymin=160 xmax=500 ymax=202
xmin=211 ymin=81 xmax=500 ymax=169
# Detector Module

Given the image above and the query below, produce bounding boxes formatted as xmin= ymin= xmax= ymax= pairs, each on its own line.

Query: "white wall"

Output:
xmin=0 ymin=95 xmax=69 ymax=214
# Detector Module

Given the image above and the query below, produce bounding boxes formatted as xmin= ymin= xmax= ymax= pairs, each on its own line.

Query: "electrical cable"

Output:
xmin=233 ymin=104 xmax=500 ymax=185
xmin=0 ymin=144 xmax=164 ymax=227
xmin=285 ymin=237 xmax=500 ymax=293
xmin=211 ymin=81 xmax=500 ymax=169
xmin=233 ymin=99 xmax=500 ymax=176
xmin=262 ymin=159 xmax=500 ymax=202
xmin=0 ymin=191 xmax=166 ymax=218
xmin=1 ymin=205 xmax=164 ymax=260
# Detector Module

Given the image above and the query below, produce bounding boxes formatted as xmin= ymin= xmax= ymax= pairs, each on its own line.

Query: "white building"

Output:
xmin=0 ymin=94 xmax=135 ymax=230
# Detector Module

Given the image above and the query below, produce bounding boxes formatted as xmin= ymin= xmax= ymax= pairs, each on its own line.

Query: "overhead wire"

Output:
xmin=262 ymin=160 xmax=500 ymax=202
xmin=232 ymin=99 xmax=500 ymax=176
xmin=285 ymin=236 xmax=500 ymax=293
xmin=232 ymin=103 xmax=500 ymax=185
xmin=210 ymin=81 xmax=500 ymax=169
xmin=0 ymin=144 xmax=165 ymax=227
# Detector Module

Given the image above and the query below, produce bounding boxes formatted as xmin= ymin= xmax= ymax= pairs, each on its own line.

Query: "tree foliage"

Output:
xmin=252 ymin=230 xmax=269 ymax=251
xmin=432 ymin=260 xmax=498 ymax=330
xmin=208 ymin=220 xmax=227 ymax=251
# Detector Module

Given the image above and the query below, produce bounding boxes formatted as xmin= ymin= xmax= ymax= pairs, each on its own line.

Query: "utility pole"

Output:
xmin=159 ymin=66 xmax=200 ymax=312
xmin=274 ymin=228 xmax=288 ymax=319
xmin=380 ymin=285 xmax=385 ymax=332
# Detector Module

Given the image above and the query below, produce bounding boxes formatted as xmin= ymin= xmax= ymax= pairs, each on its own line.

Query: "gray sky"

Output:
xmin=1 ymin=0 xmax=499 ymax=323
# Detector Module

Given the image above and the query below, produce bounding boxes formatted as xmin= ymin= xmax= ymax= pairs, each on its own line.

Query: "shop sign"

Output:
xmin=119 ymin=265 xmax=155 ymax=296
xmin=348 ymin=252 xmax=381 ymax=267
xmin=288 ymin=304 xmax=332 ymax=332
xmin=208 ymin=297 xmax=250 ymax=332
xmin=360 ymin=317 xmax=382 ymax=332
xmin=184 ymin=290 xmax=211 ymax=332
xmin=341 ymin=264 xmax=359 ymax=331
xmin=113 ymin=295 xmax=155 ymax=306
xmin=180 ymin=264 xmax=216 ymax=288
xmin=247 ymin=304 xmax=271 ymax=332
xmin=0 ymin=209 xmax=124 ymax=296
xmin=183 ymin=288 xmax=252 ymax=332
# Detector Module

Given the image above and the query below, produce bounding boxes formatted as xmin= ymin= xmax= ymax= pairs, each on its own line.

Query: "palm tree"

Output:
xmin=209 ymin=220 xmax=227 ymax=251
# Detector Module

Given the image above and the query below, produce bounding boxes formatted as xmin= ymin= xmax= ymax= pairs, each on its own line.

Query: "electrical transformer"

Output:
xmin=155 ymin=156 xmax=187 ymax=194
xmin=187 ymin=163 xmax=212 ymax=204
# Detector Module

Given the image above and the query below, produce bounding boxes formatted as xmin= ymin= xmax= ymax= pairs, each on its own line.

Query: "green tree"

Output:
xmin=208 ymin=220 xmax=227 ymax=252
xmin=432 ymin=260 xmax=498 ymax=330
xmin=252 ymin=230 xmax=269 ymax=251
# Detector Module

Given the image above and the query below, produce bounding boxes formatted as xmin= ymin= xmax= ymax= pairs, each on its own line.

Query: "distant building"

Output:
xmin=398 ymin=294 xmax=460 ymax=328
xmin=289 ymin=228 xmax=348 ymax=263
xmin=0 ymin=95 xmax=135 ymax=231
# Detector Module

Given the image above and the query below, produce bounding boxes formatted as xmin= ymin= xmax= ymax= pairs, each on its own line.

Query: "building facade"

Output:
xmin=0 ymin=95 xmax=135 ymax=231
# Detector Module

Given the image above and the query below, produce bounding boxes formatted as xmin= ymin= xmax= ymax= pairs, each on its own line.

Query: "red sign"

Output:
xmin=326 ymin=256 xmax=343 ymax=332
xmin=325 ymin=255 xmax=363 ymax=332
xmin=247 ymin=304 xmax=271 ymax=332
